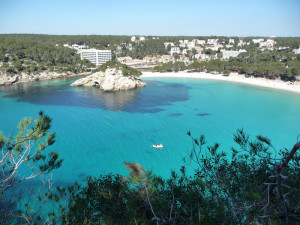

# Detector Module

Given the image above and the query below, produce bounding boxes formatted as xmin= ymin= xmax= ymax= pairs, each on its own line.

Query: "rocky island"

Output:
xmin=70 ymin=68 xmax=146 ymax=91
xmin=71 ymin=60 xmax=145 ymax=91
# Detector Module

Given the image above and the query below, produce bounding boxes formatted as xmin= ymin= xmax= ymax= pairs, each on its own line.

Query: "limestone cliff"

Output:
xmin=0 ymin=71 xmax=86 ymax=86
xmin=70 ymin=68 xmax=146 ymax=91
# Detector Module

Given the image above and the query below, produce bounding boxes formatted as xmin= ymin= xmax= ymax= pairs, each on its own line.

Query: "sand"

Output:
xmin=141 ymin=71 xmax=300 ymax=94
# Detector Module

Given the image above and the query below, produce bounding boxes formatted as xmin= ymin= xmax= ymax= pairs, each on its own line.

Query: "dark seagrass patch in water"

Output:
xmin=196 ymin=113 xmax=211 ymax=117
xmin=0 ymin=78 xmax=190 ymax=113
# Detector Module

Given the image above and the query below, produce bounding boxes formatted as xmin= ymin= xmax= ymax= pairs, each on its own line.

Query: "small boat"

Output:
xmin=152 ymin=144 xmax=163 ymax=149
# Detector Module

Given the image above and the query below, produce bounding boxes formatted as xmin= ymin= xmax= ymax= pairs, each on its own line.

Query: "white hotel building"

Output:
xmin=80 ymin=49 xmax=112 ymax=66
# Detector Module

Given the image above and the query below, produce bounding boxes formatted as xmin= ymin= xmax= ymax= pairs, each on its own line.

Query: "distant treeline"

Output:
xmin=0 ymin=34 xmax=131 ymax=49
xmin=1 ymin=34 xmax=300 ymax=45
xmin=2 ymin=34 xmax=300 ymax=59
xmin=1 ymin=34 xmax=300 ymax=48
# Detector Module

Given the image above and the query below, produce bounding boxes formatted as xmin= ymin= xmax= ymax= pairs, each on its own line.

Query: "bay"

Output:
xmin=0 ymin=77 xmax=299 ymax=183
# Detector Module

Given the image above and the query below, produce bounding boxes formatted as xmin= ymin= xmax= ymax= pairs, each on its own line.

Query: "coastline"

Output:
xmin=1 ymin=70 xmax=300 ymax=94
xmin=0 ymin=71 xmax=91 ymax=86
xmin=141 ymin=71 xmax=300 ymax=94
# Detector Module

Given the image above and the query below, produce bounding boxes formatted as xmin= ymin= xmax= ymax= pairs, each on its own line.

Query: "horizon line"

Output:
xmin=1 ymin=33 xmax=300 ymax=38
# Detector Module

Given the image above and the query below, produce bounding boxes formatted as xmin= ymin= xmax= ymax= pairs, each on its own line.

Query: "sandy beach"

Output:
xmin=141 ymin=71 xmax=300 ymax=94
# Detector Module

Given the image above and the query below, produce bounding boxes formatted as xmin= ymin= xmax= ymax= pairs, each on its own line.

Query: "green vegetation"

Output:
xmin=1 ymin=114 xmax=299 ymax=224
xmin=0 ymin=37 xmax=93 ymax=76
xmin=95 ymin=60 xmax=142 ymax=76
xmin=0 ymin=34 xmax=131 ymax=49
xmin=1 ymin=34 xmax=300 ymax=82
xmin=120 ymin=39 xmax=168 ymax=59
xmin=154 ymin=51 xmax=300 ymax=81
xmin=0 ymin=34 xmax=168 ymax=59
xmin=0 ymin=112 xmax=64 ymax=224
xmin=65 ymin=131 xmax=300 ymax=224
xmin=0 ymin=111 xmax=62 ymax=191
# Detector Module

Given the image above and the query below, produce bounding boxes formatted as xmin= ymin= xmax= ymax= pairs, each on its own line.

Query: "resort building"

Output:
xmin=143 ymin=56 xmax=157 ymax=64
xmin=64 ymin=43 xmax=89 ymax=52
xmin=194 ymin=46 xmax=202 ymax=53
xmin=170 ymin=47 xmax=180 ymax=55
xmin=258 ymin=40 xmax=275 ymax=48
xmin=71 ymin=44 xmax=80 ymax=49
xmin=158 ymin=55 xmax=174 ymax=63
xmin=122 ymin=59 xmax=144 ymax=66
xmin=197 ymin=40 xmax=206 ymax=45
xmin=178 ymin=56 xmax=190 ymax=63
xmin=131 ymin=36 xmax=136 ymax=42
xmin=252 ymin=38 xmax=264 ymax=44
xmin=164 ymin=42 xmax=175 ymax=48
xmin=229 ymin=39 xmax=235 ymax=44
xmin=277 ymin=46 xmax=289 ymax=51
xmin=266 ymin=39 xmax=276 ymax=46
xmin=293 ymin=46 xmax=300 ymax=54
xmin=206 ymin=45 xmax=221 ymax=51
xmin=207 ymin=39 xmax=218 ymax=45
xmin=237 ymin=39 xmax=245 ymax=46
xmin=187 ymin=42 xmax=196 ymax=50
xmin=117 ymin=56 xmax=132 ymax=63
xmin=222 ymin=50 xmax=241 ymax=59
xmin=80 ymin=49 xmax=112 ymax=66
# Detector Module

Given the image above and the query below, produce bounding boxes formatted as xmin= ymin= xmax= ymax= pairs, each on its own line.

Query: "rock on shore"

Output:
xmin=70 ymin=68 xmax=146 ymax=91
xmin=0 ymin=72 xmax=77 ymax=86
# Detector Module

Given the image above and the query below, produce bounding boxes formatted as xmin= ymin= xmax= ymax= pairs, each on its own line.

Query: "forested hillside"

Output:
xmin=0 ymin=37 xmax=93 ymax=76
xmin=1 ymin=34 xmax=300 ymax=81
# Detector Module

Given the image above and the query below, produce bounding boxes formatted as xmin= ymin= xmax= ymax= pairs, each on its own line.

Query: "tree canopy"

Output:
xmin=0 ymin=37 xmax=93 ymax=76
xmin=95 ymin=60 xmax=142 ymax=76
xmin=64 ymin=130 xmax=300 ymax=225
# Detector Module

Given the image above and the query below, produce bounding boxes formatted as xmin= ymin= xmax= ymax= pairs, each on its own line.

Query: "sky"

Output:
xmin=0 ymin=0 xmax=299 ymax=36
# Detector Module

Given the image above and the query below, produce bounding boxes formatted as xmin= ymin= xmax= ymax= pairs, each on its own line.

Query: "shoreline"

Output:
xmin=1 ymin=70 xmax=299 ymax=94
xmin=141 ymin=71 xmax=300 ymax=94
xmin=0 ymin=72 xmax=91 ymax=86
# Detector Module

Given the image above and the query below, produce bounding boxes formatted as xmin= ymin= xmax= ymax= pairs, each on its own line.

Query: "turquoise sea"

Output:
xmin=0 ymin=77 xmax=300 ymax=184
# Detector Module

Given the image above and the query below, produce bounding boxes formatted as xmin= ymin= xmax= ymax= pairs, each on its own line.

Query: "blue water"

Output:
xmin=0 ymin=77 xmax=300 ymax=184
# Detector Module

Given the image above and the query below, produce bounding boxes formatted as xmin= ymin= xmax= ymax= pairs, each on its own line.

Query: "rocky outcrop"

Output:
xmin=70 ymin=68 xmax=146 ymax=91
xmin=0 ymin=75 xmax=19 ymax=85
xmin=0 ymin=72 xmax=89 ymax=86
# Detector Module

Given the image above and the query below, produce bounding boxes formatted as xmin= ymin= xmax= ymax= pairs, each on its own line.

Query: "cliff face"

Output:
xmin=0 ymin=72 xmax=83 ymax=86
xmin=70 ymin=68 xmax=146 ymax=91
